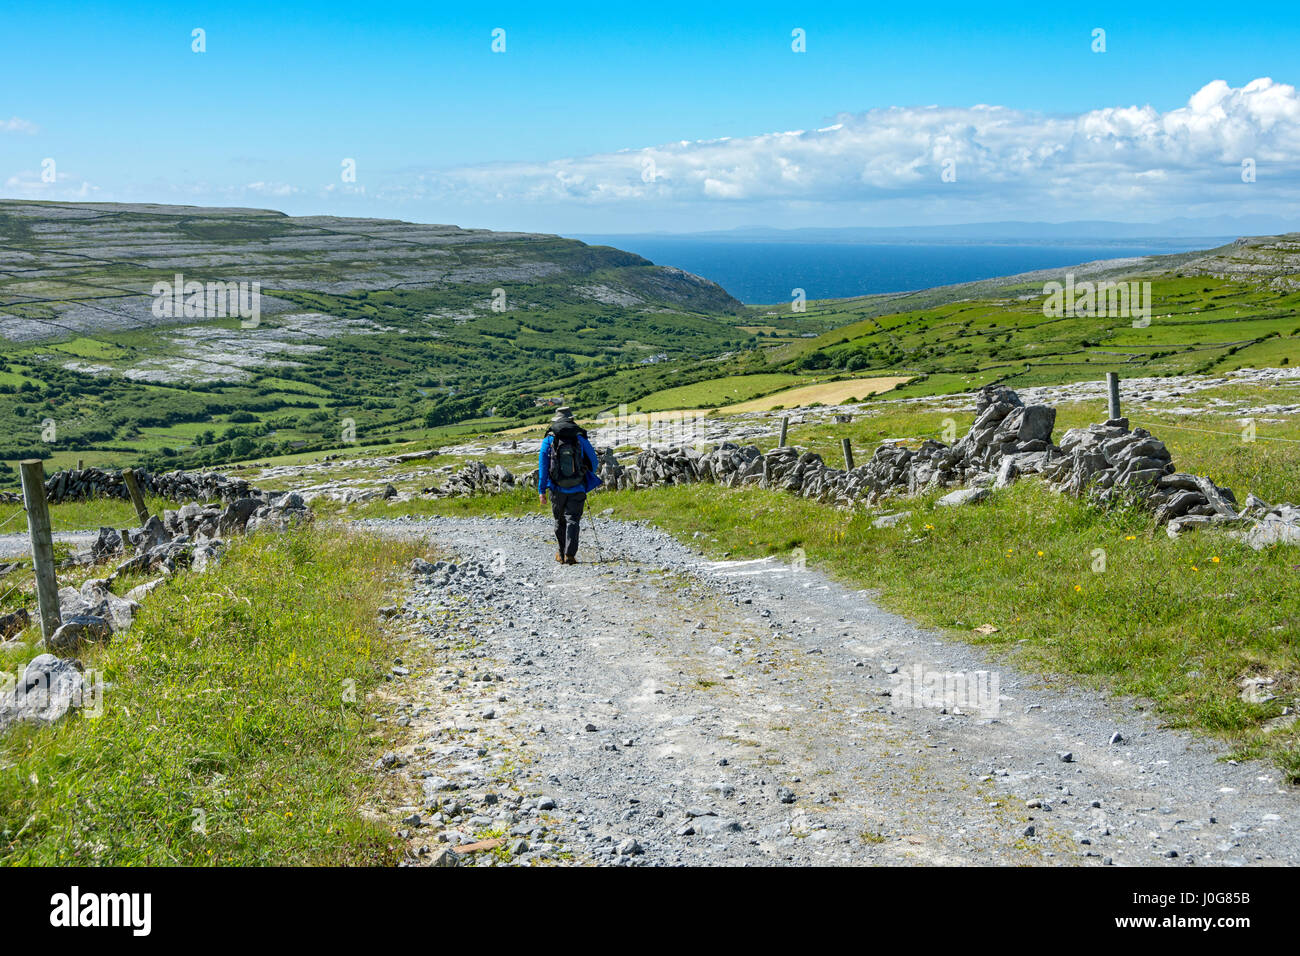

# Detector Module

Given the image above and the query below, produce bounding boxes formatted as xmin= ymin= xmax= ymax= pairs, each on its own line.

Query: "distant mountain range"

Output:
xmin=583 ymin=216 xmax=1300 ymax=243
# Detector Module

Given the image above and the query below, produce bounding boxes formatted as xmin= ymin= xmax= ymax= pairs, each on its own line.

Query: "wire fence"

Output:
xmin=0 ymin=506 xmax=31 ymax=612
xmin=0 ymin=504 xmax=33 ymax=621
xmin=0 ymin=582 xmax=24 ymax=606
xmin=1143 ymin=419 xmax=1300 ymax=444
xmin=0 ymin=507 xmax=27 ymax=532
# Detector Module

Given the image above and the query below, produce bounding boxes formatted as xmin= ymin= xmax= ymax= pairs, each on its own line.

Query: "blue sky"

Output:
xmin=3 ymin=1 xmax=1299 ymax=232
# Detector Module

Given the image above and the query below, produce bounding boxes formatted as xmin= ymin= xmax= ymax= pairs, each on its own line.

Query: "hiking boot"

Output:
xmin=555 ymin=552 xmax=564 ymax=563
xmin=564 ymin=555 xmax=577 ymax=565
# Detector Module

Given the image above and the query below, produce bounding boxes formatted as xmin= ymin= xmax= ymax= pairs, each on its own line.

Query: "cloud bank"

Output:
xmin=406 ymin=78 xmax=1300 ymax=223
xmin=6 ymin=79 xmax=1298 ymax=230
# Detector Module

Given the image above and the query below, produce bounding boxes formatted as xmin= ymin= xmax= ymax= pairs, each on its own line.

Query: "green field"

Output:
xmin=774 ymin=276 xmax=1300 ymax=397
xmin=621 ymin=372 xmax=808 ymax=412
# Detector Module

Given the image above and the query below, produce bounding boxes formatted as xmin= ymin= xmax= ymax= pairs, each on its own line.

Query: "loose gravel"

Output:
xmin=357 ymin=514 xmax=1298 ymax=867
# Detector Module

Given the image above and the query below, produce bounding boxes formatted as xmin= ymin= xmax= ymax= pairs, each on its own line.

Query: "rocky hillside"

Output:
xmin=0 ymin=200 xmax=742 ymax=344
xmin=1175 ymin=233 xmax=1300 ymax=290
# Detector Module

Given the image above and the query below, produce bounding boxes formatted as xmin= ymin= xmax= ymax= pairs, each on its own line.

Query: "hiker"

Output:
xmin=538 ymin=406 xmax=603 ymax=564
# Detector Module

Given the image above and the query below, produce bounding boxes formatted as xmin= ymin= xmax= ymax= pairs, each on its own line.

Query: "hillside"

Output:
xmin=0 ymin=201 xmax=746 ymax=478
xmin=0 ymin=200 xmax=743 ymax=341
xmin=764 ymin=234 xmax=1300 ymax=399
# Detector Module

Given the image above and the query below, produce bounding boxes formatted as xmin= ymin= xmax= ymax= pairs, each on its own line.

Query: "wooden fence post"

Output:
xmin=1106 ymin=372 xmax=1122 ymax=421
xmin=121 ymin=468 xmax=150 ymax=526
xmin=778 ymin=416 xmax=789 ymax=448
xmin=20 ymin=459 xmax=61 ymax=642
xmin=841 ymin=437 xmax=855 ymax=470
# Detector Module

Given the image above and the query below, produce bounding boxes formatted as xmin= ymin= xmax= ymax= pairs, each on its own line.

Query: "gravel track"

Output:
xmin=360 ymin=514 xmax=1298 ymax=867
xmin=0 ymin=530 xmax=98 ymax=559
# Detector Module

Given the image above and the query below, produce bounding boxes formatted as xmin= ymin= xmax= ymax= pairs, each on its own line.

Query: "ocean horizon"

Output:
xmin=571 ymin=236 xmax=1227 ymax=305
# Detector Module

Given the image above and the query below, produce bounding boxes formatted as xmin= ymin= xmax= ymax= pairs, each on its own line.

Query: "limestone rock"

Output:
xmin=48 ymin=614 xmax=112 ymax=656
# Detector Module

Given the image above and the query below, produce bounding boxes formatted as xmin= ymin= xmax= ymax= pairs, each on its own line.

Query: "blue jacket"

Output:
xmin=539 ymin=431 xmax=604 ymax=494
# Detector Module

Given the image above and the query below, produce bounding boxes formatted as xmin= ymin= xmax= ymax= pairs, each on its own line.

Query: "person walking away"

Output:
xmin=538 ymin=407 xmax=603 ymax=564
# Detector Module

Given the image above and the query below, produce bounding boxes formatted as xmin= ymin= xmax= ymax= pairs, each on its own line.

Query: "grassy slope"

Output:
xmin=773 ymin=275 xmax=1300 ymax=398
xmin=0 ymin=528 xmax=423 ymax=864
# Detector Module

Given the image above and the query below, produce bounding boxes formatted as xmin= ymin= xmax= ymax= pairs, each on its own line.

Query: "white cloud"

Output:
xmin=403 ymin=78 xmax=1300 ymax=220
xmin=4 ymin=168 xmax=98 ymax=198
xmin=0 ymin=117 xmax=38 ymax=134
xmin=243 ymin=181 xmax=301 ymax=197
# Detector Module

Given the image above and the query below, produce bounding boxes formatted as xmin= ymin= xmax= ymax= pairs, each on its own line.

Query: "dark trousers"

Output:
xmin=551 ymin=489 xmax=586 ymax=556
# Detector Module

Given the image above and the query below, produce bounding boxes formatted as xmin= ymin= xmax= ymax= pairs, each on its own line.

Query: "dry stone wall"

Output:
xmin=425 ymin=385 xmax=1299 ymax=547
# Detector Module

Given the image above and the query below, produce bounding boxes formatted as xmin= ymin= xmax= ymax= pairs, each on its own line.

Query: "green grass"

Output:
xmin=0 ymin=527 xmax=423 ymax=865
xmin=0 ymin=369 xmax=41 ymax=387
xmin=358 ymin=478 xmax=1300 ymax=781
xmin=49 ymin=495 xmax=173 ymax=532
xmin=45 ymin=337 xmax=131 ymax=360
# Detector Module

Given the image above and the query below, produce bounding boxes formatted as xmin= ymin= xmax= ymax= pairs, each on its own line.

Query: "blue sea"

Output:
xmin=572 ymin=236 xmax=1221 ymax=305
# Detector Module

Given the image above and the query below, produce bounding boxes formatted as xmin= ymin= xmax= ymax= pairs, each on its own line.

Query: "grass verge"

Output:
xmin=0 ymin=527 xmax=422 ymax=865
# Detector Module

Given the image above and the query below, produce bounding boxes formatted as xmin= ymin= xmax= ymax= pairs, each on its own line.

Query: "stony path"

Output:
xmin=358 ymin=514 xmax=1300 ymax=867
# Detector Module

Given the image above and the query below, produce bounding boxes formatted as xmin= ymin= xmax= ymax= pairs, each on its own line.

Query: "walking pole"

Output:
xmin=586 ymin=509 xmax=605 ymax=565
